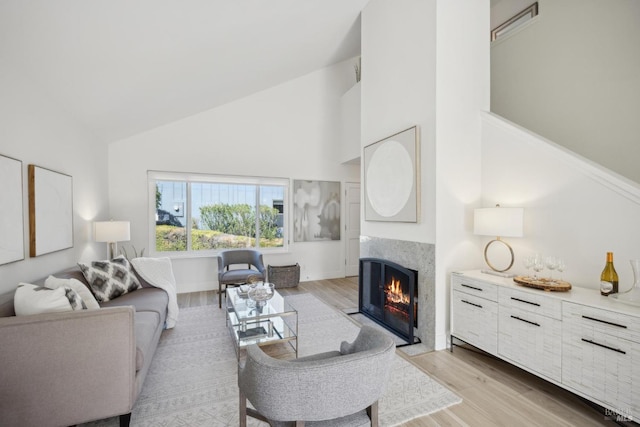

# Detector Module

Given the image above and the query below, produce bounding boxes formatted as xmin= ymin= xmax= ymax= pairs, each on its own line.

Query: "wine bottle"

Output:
xmin=600 ymin=252 xmax=619 ymax=296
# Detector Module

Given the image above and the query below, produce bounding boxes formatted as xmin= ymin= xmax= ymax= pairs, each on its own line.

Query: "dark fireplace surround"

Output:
xmin=359 ymin=258 xmax=418 ymax=343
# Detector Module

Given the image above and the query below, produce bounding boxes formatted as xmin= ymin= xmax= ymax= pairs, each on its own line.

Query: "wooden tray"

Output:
xmin=513 ymin=276 xmax=572 ymax=292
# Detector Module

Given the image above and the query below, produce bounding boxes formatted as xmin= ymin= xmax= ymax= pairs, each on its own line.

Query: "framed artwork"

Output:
xmin=293 ymin=180 xmax=341 ymax=242
xmin=0 ymin=154 xmax=25 ymax=265
xmin=364 ymin=126 xmax=419 ymax=222
xmin=28 ymin=164 xmax=74 ymax=257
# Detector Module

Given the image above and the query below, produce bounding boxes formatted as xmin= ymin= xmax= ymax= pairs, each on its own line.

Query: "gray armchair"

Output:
xmin=238 ymin=325 xmax=396 ymax=427
xmin=217 ymin=249 xmax=266 ymax=308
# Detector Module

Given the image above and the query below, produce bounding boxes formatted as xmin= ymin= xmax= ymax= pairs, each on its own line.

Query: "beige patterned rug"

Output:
xmin=85 ymin=293 xmax=460 ymax=426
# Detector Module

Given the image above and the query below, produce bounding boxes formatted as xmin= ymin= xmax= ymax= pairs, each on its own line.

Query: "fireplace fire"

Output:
xmin=359 ymin=258 xmax=418 ymax=343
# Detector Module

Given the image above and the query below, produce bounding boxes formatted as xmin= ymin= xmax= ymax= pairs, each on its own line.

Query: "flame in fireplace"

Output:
xmin=386 ymin=277 xmax=410 ymax=305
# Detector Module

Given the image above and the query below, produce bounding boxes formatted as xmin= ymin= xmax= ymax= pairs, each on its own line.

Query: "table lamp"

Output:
xmin=94 ymin=220 xmax=130 ymax=259
xmin=474 ymin=205 xmax=523 ymax=277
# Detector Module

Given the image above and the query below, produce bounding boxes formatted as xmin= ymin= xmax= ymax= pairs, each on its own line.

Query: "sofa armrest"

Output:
xmin=0 ymin=306 xmax=136 ymax=427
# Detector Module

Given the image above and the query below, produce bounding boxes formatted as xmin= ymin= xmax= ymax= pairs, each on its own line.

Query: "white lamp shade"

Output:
xmin=94 ymin=221 xmax=130 ymax=243
xmin=474 ymin=207 xmax=524 ymax=238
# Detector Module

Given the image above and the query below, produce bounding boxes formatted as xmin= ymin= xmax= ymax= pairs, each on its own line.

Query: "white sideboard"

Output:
xmin=451 ymin=270 xmax=640 ymax=422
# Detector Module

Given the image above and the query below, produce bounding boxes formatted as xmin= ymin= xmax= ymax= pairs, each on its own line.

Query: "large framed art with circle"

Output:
xmin=364 ymin=126 xmax=419 ymax=222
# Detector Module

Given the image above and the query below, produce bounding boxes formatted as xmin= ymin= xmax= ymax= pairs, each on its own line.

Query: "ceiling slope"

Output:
xmin=0 ymin=0 xmax=368 ymax=142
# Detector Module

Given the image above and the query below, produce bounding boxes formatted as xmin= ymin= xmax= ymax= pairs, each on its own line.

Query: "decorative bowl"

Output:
xmin=247 ymin=282 xmax=275 ymax=305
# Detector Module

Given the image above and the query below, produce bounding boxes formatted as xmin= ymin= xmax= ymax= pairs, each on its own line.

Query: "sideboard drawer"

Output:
xmin=563 ymin=302 xmax=640 ymax=344
xmin=498 ymin=305 xmax=562 ymax=382
xmin=452 ymin=276 xmax=498 ymax=302
xmin=451 ymin=290 xmax=498 ymax=354
xmin=499 ymin=286 xmax=562 ymax=320
xmin=562 ymin=324 xmax=640 ymax=418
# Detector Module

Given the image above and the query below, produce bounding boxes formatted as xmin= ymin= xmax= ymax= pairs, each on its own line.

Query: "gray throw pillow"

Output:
xmin=78 ymin=255 xmax=141 ymax=302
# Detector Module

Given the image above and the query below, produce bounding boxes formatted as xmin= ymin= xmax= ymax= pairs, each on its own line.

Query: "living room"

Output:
xmin=1 ymin=0 xmax=639 ymax=425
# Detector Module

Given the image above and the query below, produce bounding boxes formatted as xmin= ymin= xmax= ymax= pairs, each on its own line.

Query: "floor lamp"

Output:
xmin=94 ymin=221 xmax=130 ymax=259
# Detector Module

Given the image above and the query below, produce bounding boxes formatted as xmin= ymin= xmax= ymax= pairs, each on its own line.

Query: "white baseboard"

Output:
xmin=177 ymin=281 xmax=216 ymax=294
xmin=299 ymin=269 xmax=346 ymax=282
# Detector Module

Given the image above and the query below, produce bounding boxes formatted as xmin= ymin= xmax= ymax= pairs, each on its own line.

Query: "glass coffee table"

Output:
xmin=226 ymin=286 xmax=298 ymax=359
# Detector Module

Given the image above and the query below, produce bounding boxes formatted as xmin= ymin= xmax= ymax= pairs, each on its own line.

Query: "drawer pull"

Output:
xmin=461 ymin=284 xmax=483 ymax=292
xmin=511 ymin=297 xmax=540 ymax=307
xmin=461 ymin=300 xmax=482 ymax=309
xmin=510 ymin=315 xmax=540 ymax=327
xmin=582 ymin=315 xmax=627 ymax=329
xmin=581 ymin=338 xmax=626 ymax=355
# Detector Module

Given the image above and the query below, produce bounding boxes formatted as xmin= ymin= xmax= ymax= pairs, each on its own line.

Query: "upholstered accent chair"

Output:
xmin=238 ymin=325 xmax=396 ymax=427
xmin=217 ymin=249 xmax=266 ymax=307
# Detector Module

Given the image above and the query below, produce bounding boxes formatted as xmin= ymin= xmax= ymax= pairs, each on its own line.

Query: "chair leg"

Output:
xmin=239 ymin=391 xmax=247 ymax=427
xmin=119 ymin=413 xmax=131 ymax=427
xmin=219 ymin=282 xmax=223 ymax=308
xmin=367 ymin=401 xmax=379 ymax=427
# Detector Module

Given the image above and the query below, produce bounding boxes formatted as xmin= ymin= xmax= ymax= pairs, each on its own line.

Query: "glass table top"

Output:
xmin=226 ymin=286 xmax=296 ymax=322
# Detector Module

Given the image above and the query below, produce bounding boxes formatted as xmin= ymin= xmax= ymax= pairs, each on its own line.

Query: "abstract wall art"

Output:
xmin=28 ymin=164 xmax=74 ymax=257
xmin=0 ymin=154 xmax=25 ymax=265
xmin=364 ymin=126 xmax=419 ymax=222
xmin=293 ymin=180 xmax=341 ymax=242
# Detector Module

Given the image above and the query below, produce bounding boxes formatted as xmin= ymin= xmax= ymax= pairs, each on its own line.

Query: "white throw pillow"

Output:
xmin=14 ymin=283 xmax=86 ymax=316
xmin=45 ymin=276 xmax=100 ymax=310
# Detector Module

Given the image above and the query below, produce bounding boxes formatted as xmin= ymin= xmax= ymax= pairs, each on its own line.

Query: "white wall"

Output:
xmin=361 ymin=0 xmax=489 ymax=350
xmin=338 ymin=82 xmax=361 ymax=164
xmin=360 ymin=0 xmax=438 ymax=244
xmin=482 ymin=112 xmax=640 ymax=290
xmin=435 ymin=0 xmax=490 ymax=350
xmin=0 ymin=61 xmax=109 ymax=294
xmin=491 ymin=0 xmax=640 ymax=184
xmin=108 ymin=59 xmax=360 ymax=293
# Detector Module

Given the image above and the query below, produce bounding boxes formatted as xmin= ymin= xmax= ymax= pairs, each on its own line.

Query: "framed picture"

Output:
xmin=28 ymin=165 xmax=74 ymax=257
xmin=364 ymin=126 xmax=419 ymax=222
xmin=293 ymin=180 xmax=341 ymax=242
xmin=0 ymin=154 xmax=25 ymax=265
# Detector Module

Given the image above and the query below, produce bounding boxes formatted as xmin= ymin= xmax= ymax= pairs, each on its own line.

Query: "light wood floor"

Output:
xmin=177 ymin=279 xmax=628 ymax=427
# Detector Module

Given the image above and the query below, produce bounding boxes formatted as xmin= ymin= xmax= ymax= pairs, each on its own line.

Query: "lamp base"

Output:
xmin=481 ymin=269 xmax=515 ymax=278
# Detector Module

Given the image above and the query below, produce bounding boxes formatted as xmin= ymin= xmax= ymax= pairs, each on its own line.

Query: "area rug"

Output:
xmin=84 ymin=294 xmax=460 ymax=426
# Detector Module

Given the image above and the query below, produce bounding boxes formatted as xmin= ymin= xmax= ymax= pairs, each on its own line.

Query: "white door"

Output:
xmin=345 ymin=182 xmax=361 ymax=276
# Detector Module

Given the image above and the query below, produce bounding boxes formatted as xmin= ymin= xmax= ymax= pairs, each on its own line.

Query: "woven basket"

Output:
xmin=267 ymin=263 xmax=300 ymax=289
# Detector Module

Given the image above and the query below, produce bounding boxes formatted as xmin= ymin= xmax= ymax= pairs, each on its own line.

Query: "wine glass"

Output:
xmin=522 ymin=256 xmax=534 ymax=279
xmin=545 ymin=256 xmax=559 ymax=282
xmin=532 ymin=255 xmax=545 ymax=280
xmin=556 ymin=258 xmax=566 ymax=281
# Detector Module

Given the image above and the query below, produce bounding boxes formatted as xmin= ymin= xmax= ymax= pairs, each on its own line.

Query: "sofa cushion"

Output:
xmin=45 ymin=276 xmax=100 ymax=310
xmin=100 ymin=287 xmax=169 ymax=327
xmin=220 ymin=269 xmax=263 ymax=284
xmin=133 ymin=310 xmax=162 ymax=372
xmin=14 ymin=283 xmax=86 ymax=316
xmin=78 ymin=256 xmax=141 ymax=302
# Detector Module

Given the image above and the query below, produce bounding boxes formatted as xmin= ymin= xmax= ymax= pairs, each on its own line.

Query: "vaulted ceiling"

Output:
xmin=0 ymin=1 xmax=369 ymax=143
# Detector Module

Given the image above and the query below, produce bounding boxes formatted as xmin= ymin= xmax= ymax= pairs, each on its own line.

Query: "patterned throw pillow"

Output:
xmin=14 ymin=283 xmax=86 ymax=316
xmin=78 ymin=255 xmax=142 ymax=302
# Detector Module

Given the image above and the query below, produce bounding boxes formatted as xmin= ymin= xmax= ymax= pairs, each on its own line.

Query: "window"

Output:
xmin=491 ymin=2 xmax=538 ymax=42
xmin=149 ymin=171 xmax=288 ymax=255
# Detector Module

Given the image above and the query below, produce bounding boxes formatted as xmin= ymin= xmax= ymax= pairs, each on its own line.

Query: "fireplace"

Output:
xmin=359 ymin=258 xmax=418 ymax=343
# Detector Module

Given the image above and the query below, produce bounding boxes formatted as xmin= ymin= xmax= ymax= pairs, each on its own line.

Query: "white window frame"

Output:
xmin=148 ymin=170 xmax=289 ymax=257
